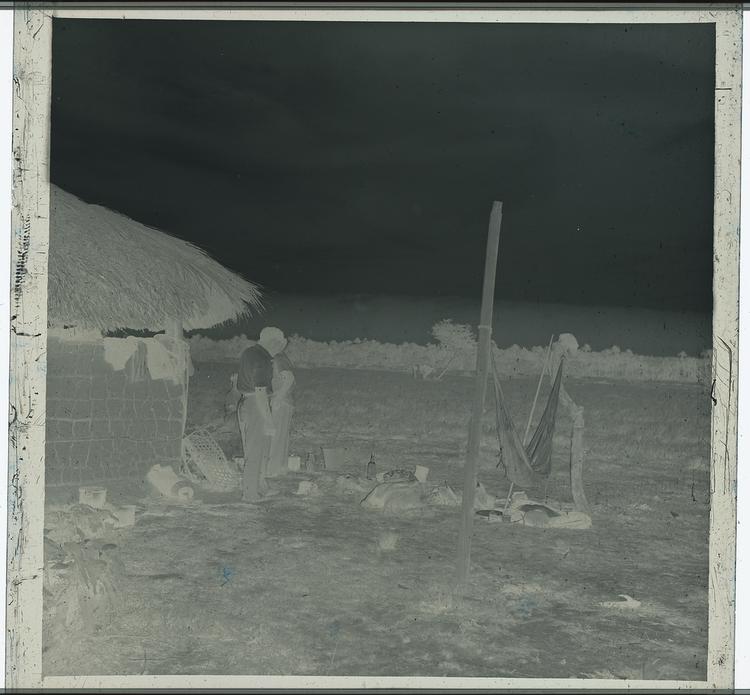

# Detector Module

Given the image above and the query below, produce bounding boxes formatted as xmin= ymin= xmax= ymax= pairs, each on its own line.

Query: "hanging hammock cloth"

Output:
xmin=493 ymin=357 xmax=564 ymax=488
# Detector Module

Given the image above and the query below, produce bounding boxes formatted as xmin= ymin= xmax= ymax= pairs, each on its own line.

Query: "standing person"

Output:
xmin=268 ymin=339 xmax=295 ymax=478
xmin=549 ymin=333 xmax=583 ymax=421
xmin=236 ymin=328 xmax=284 ymax=501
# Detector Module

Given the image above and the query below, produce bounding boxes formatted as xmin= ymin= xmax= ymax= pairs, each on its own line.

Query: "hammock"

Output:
xmin=494 ymin=358 xmax=564 ymax=488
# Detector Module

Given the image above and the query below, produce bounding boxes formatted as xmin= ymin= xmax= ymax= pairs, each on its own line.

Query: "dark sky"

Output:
xmin=50 ymin=19 xmax=715 ymax=313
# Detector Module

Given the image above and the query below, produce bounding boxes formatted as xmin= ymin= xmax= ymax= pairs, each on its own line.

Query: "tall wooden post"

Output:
xmin=570 ymin=407 xmax=590 ymax=514
xmin=165 ymin=319 xmax=190 ymax=457
xmin=456 ymin=201 xmax=503 ymax=589
xmin=165 ymin=318 xmax=184 ymax=339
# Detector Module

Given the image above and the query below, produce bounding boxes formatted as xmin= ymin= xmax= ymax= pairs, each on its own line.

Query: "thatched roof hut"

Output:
xmin=48 ymin=185 xmax=262 ymax=333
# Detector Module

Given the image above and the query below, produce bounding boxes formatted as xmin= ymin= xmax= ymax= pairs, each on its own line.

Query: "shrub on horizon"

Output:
xmin=431 ymin=319 xmax=476 ymax=352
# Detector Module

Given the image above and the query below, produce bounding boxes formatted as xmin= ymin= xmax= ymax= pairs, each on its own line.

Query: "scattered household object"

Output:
xmin=376 ymin=468 xmax=417 ymax=483
xmin=316 ymin=452 xmax=327 ymax=471
xmin=426 ymin=482 xmax=461 ymax=507
xmin=304 ymin=450 xmax=325 ymax=472
xmin=295 ymin=480 xmax=322 ymax=497
xmin=377 ymin=531 xmax=400 ymax=552
xmin=366 ymin=452 xmax=377 ymax=480
xmin=181 ymin=428 xmax=240 ymax=492
xmin=107 ymin=504 xmax=137 ymax=529
xmin=146 ymin=464 xmax=195 ymax=501
xmin=476 ymin=509 xmax=504 ymax=523
xmin=599 ymin=594 xmax=642 ymax=610
xmin=360 ymin=480 xmax=426 ymax=513
xmin=45 ymin=504 xmax=121 ymax=544
xmin=414 ymin=465 xmax=430 ymax=483
xmin=356 ymin=475 xmax=513 ymax=517
xmin=78 ymin=486 xmax=107 ymax=509
xmin=288 ymin=455 xmax=302 ymax=472
xmin=514 ymin=504 xmax=559 ymax=528
xmin=507 ymin=491 xmax=592 ymax=530
xmin=474 ymin=482 xmax=497 ymax=510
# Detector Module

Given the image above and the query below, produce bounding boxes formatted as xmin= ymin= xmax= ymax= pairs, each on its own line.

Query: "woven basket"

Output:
xmin=182 ymin=428 xmax=240 ymax=492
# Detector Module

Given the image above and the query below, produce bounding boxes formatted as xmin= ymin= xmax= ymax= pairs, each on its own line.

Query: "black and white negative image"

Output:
xmin=43 ymin=18 xmax=715 ymax=680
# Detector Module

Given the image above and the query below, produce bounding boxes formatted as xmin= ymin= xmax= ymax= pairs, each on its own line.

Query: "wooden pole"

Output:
xmin=489 ymin=347 xmax=505 ymax=455
xmin=456 ymin=201 xmax=503 ymax=590
xmin=570 ymin=407 xmax=590 ymax=514
xmin=165 ymin=318 xmax=184 ymax=340
xmin=164 ymin=319 xmax=190 ymax=458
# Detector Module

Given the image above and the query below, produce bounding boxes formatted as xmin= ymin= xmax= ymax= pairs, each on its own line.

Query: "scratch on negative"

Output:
xmin=717 ymin=338 xmax=733 ymax=496
xmin=13 ymin=217 xmax=32 ymax=313
xmin=25 ymin=11 xmax=44 ymax=41
xmin=12 ymin=574 xmax=38 ymax=587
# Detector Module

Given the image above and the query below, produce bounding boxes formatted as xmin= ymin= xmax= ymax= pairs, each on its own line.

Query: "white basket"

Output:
xmin=181 ymin=428 xmax=240 ymax=492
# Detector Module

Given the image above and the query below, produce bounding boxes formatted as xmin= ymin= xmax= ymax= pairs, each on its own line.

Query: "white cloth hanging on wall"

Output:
xmin=102 ymin=336 xmax=140 ymax=371
xmin=147 ymin=335 xmax=191 ymax=383
xmin=101 ymin=334 xmax=192 ymax=384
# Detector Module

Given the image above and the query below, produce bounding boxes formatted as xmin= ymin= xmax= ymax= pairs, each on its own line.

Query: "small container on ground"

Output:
xmin=78 ymin=486 xmax=107 ymax=509
xmin=377 ymin=531 xmax=399 ymax=552
xmin=110 ymin=504 xmax=137 ymax=528
xmin=366 ymin=453 xmax=376 ymax=480
xmin=146 ymin=464 xmax=195 ymax=501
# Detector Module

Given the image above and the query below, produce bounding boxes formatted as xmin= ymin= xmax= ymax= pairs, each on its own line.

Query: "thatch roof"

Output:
xmin=48 ymin=186 xmax=263 ymax=332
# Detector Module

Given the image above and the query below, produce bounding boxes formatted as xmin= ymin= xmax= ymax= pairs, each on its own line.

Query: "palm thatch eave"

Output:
xmin=48 ymin=185 xmax=263 ymax=333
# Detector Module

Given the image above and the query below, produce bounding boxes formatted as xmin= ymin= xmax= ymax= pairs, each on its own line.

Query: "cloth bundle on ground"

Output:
xmin=360 ymin=480 xmax=495 ymax=514
xmin=45 ymin=504 xmax=121 ymax=544
xmin=360 ymin=480 xmax=427 ymax=513
xmin=376 ymin=469 xmax=417 ymax=483
xmin=146 ymin=464 xmax=195 ymax=501
xmin=508 ymin=491 xmax=592 ymax=529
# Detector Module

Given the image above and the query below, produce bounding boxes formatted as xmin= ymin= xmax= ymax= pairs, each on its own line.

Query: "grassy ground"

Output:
xmin=43 ymin=364 xmax=711 ymax=679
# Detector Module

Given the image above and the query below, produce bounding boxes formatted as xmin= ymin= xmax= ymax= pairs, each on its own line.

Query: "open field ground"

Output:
xmin=44 ymin=364 xmax=711 ymax=679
